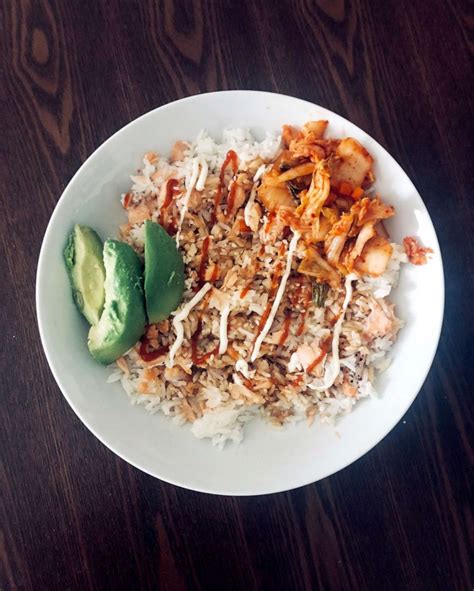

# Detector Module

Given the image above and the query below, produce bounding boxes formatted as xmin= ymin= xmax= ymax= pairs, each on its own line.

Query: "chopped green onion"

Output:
xmin=313 ymin=282 xmax=329 ymax=307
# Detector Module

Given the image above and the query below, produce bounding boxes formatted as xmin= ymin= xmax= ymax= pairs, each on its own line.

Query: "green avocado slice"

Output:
xmin=88 ymin=240 xmax=146 ymax=364
xmin=64 ymin=224 xmax=106 ymax=325
xmin=144 ymin=220 xmax=184 ymax=323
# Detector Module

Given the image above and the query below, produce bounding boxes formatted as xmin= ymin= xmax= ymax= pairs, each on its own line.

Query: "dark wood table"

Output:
xmin=1 ymin=1 xmax=472 ymax=589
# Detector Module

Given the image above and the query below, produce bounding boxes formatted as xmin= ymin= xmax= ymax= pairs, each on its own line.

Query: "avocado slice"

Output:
xmin=64 ymin=224 xmax=106 ymax=325
xmin=144 ymin=220 xmax=185 ymax=322
xmin=88 ymin=240 xmax=146 ymax=364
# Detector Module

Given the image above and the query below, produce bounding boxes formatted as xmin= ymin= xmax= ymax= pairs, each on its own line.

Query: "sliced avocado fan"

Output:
xmin=144 ymin=220 xmax=184 ymax=323
xmin=88 ymin=240 xmax=146 ymax=365
xmin=64 ymin=224 xmax=106 ymax=325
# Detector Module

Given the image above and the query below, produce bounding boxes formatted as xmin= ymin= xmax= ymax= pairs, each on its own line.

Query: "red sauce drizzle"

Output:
xmin=123 ymin=193 xmax=133 ymax=209
xmin=139 ymin=333 xmax=169 ymax=362
xmin=255 ymin=262 xmax=283 ymax=337
xmin=292 ymin=375 xmax=304 ymax=387
xmin=238 ymin=219 xmax=252 ymax=233
xmin=278 ymin=315 xmax=292 ymax=346
xmin=197 ymin=236 xmax=211 ymax=289
xmin=296 ymin=317 xmax=306 ymax=337
xmin=257 ymin=303 xmax=272 ymax=334
xmin=160 ymin=178 xmax=179 ymax=227
xmin=242 ymin=377 xmax=254 ymax=390
xmin=191 ymin=319 xmax=219 ymax=365
xmin=211 ymin=150 xmax=238 ymax=225
xmin=240 ymin=284 xmax=251 ymax=299
xmin=264 ymin=211 xmax=277 ymax=233
xmin=306 ymin=336 xmax=332 ymax=374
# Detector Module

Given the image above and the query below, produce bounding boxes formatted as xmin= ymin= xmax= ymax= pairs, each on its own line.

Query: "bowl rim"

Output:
xmin=36 ymin=90 xmax=445 ymax=495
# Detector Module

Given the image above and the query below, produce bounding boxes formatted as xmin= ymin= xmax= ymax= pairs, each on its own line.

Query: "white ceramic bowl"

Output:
xmin=36 ymin=91 xmax=444 ymax=495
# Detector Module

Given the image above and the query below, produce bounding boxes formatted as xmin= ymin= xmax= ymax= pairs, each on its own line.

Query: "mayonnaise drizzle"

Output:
xmin=218 ymin=303 xmax=231 ymax=354
xmin=250 ymin=230 xmax=301 ymax=362
xmin=175 ymin=157 xmax=200 ymax=246
xmin=307 ymin=273 xmax=356 ymax=392
xmin=236 ymin=358 xmax=253 ymax=379
xmin=244 ymin=164 xmax=266 ymax=228
xmin=195 ymin=158 xmax=208 ymax=191
xmin=168 ymin=282 xmax=212 ymax=367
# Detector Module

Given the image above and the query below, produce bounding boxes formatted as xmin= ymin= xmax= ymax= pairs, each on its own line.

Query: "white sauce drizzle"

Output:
xmin=175 ymin=157 xmax=200 ymax=246
xmin=307 ymin=273 xmax=356 ymax=392
xmin=244 ymin=164 xmax=267 ymax=228
xmin=218 ymin=303 xmax=231 ymax=354
xmin=232 ymin=373 xmax=243 ymax=386
xmin=195 ymin=158 xmax=208 ymax=191
xmin=288 ymin=352 xmax=301 ymax=373
xmin=250 ymin=230 xmax=301 ymax=362
xmin=254 ymin=163 xmax=267 ymax=182
xmin=235 ymin=358 xmax=251 ymax=379
xmin=168 ymin=282 xmax=212 ymax=367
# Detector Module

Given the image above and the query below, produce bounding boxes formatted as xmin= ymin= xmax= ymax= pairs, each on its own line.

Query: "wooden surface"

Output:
xmin=1 ymin=0 xmax=473 ymax=589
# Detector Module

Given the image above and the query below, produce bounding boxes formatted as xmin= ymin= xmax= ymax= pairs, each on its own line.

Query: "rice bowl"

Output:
xmin=36 ymin=91 xmax=444 ymax=494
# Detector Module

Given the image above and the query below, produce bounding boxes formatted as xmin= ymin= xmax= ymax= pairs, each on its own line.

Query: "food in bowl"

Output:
xmin=64 ymin=121 xmax=431 ymax=447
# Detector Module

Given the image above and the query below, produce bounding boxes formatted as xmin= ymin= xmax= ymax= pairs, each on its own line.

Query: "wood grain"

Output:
xmin=1 ymin=0 xmax=473 ymax=589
